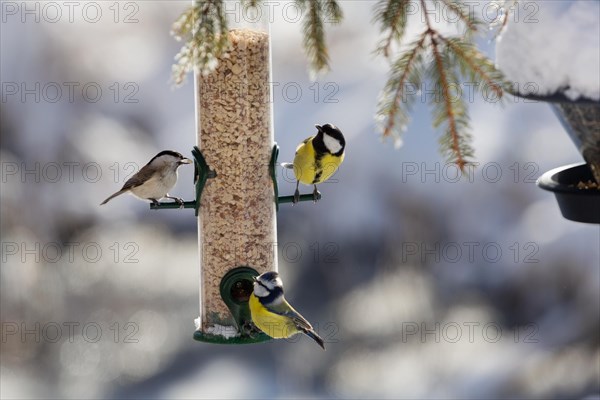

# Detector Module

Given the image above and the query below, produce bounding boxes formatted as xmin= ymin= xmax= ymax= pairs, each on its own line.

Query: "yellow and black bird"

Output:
xmin=282 ymin=124 xmax=345 ymax=204
xmin=249 ymin=271 xmax=325 ymax=349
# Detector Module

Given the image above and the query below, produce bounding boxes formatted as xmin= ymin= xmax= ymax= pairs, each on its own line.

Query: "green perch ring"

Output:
xmin=193 ymin=266 xmax=272 ymax=345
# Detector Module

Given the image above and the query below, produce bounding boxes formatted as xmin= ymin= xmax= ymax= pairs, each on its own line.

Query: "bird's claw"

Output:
xmin=242 ymin=321 xmax=262 ymax=338
xmin=165 ymin=195 xmax=185 ymax=208
xmin=293 ymin=189 xmax=300 ymax=205
xmin=312 ymin=188 xmax=321 ymax=203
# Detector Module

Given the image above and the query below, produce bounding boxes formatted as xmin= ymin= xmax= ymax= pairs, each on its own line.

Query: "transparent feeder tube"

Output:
xmin=195 ymin=7 xmax=277 ymax=335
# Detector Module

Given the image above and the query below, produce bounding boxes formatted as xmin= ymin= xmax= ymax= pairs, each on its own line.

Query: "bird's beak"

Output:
xmin=315 ymin=124 xmax=323 ymax=132
xmin=179 ymin=158 xmax=192 ymax=165
xmin=252 ymin=276 xmax=257 ymax=282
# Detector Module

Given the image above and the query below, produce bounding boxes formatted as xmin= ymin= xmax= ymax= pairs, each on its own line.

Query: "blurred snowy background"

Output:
xmin=1 ymin=1 xmax=599 ymax=399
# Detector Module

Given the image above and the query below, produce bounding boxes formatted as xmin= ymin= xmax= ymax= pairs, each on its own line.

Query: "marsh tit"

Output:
xmin=249 ymin=271 xmax=325 ymax=349
xmin=100 ymin=150 xmax=192 ymax=206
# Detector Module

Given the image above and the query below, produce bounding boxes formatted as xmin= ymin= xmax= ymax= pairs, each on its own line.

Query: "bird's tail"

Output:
xmin=302 ymin=328 xmax=325 ymax=350
xmin=100 ymin=189 xmax=127 ymax=205
xmin=280 ymin=162 xmax=294 ymax=169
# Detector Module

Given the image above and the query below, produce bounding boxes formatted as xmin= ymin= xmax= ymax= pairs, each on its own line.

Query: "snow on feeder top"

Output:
xmin=193 ymin=8 xmax=277 ymax=343
xmin=496 ymin=1 xmax=599 ymax=102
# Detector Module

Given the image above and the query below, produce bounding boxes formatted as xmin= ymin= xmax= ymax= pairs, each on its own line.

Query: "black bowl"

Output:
xmin=537 ymin=163 xmax=600 ymax=224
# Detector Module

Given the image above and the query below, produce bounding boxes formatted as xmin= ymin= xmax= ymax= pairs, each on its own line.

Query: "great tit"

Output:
xmin=249 ymin=271 xmax=325 ymax=349
xmin=100 ymin=150 xmax=192 ymax=206
xmin=282 ymin=124 xmax=345 ymax=204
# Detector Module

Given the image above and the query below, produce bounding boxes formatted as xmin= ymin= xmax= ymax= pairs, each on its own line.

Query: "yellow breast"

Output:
xmin=293 ymin=139 xmax=344 ymax=185
xmin=249 ymin=294 xmax=299 ymax=339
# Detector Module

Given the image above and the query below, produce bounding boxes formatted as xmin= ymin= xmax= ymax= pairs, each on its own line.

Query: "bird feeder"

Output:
xmin=192 ymin=8 xmax=279 ymax=343
xmin=534 ymin=93 xmax=600 ymax=224
xmin=151 ymin=4 xmax=320 ymax=344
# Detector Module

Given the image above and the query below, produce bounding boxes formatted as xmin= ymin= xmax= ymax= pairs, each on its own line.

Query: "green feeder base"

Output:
xmin=194 ymin=266 xmax=273 ymax=345
xmin=193 ymin=330 xmax=271 ymax=345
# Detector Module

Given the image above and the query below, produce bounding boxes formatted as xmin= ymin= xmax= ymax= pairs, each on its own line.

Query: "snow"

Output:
xmin=496 ymin=1 xmax=600 ymax=101
xmin=199 ymin=318 xmax=240 ymax=339
xmin=195 ymin=318 xmax=240 ymax=339
xmin=206 ymin=324 xmax=240 ymax=339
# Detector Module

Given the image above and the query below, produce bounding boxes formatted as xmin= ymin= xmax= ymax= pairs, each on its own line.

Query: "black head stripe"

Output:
xmin=147 ymin=150 xmax=186 ymax=165
xmin=259 ymin=287 xmax=283 ymax=305
xmin=259 ymin=271 xmax=280 ymax=281
xmin=257 ymin=280 xmax=269 ymax=291
xmin=314 ymin=124 xmax=345 ymax=155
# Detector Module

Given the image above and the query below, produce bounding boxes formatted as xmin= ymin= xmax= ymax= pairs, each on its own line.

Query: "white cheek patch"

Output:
xmin=323 ymin=133 xmax=343 ymax=154
xmin=254 ymin=283 xmax=269 ymax=298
